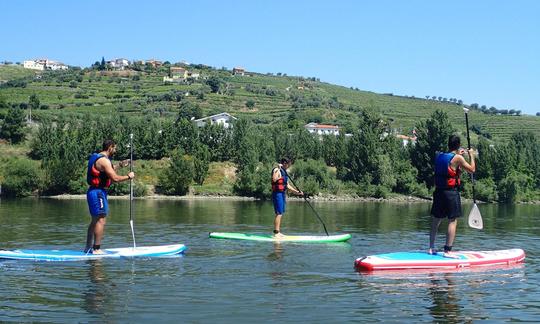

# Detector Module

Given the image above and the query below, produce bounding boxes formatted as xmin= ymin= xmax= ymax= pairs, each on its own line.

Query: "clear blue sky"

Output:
xmin=1 ymin=0 xmax=539 ymax=114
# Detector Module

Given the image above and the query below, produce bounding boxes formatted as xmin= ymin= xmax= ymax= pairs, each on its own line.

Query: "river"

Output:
xmin=0 ymin=198 xmax=538 ymax=322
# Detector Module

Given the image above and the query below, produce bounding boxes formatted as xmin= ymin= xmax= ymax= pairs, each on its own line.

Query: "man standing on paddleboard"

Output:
xmin=85 ymin=139 xmax=135 ymax=254
xmin=429 ymin=135 xmax=475 ymax=257
xmin=271 ymin=158 xmax=303 ymax=238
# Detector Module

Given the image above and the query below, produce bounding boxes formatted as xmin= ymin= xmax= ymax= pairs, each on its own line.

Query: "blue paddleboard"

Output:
xmin=0 ymin=244 xmax=187 ymax=261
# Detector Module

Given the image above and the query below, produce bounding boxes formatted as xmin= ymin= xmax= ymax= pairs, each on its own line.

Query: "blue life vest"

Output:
xmin=434 ymin=152 xmax=460 ymax=189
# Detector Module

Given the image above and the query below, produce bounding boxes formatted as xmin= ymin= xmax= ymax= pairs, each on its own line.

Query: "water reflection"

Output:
xmin=428 ymin=274 xmax=462 ymax=323
xmin=83 ymin=259 xmax=111 ymax=316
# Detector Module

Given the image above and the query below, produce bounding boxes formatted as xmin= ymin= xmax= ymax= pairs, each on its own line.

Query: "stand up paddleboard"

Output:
xmin=209 ymin=232 xmax=351 ymax=243
xmin=355 ymin=249 xmax=525 ymax=271
xmin=0 ymin=244 xmax=186 ymax=261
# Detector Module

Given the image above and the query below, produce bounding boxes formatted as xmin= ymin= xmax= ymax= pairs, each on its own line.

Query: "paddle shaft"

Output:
xmin=464 ymin=111 xmax=477 ymax=204
xmin=280 ymin=167 xmax=329 ymax=236
xmin=129 ymin=134 xmax=136 ymax=248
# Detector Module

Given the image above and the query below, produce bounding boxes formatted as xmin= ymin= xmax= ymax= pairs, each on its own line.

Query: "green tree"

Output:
xmin=410 ymin=110 xmax=456 ymax=188
xmin=156 ymin=149 xmax=193 ymax=195
xmin=0 ymin=158 xmax=41 ymax=197
xmin=193 ymin=144 xmax=210 ymax=185
xmin=206 ymin=75 xmax=223 ymax=93
xmin=29 ymin=93 xmax=40 ymax=112
xmin=177 ymin=100 xmax=202 ymax=121
xmin=0 ymin=105 xmax=26 ymax=144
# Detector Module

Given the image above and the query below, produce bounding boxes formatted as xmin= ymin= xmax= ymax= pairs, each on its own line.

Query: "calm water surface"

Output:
xmin=0 ymin=198 xmax=539 ymax=323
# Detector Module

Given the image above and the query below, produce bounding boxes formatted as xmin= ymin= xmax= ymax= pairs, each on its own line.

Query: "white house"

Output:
xmin=23 ymin=59 xmax=68 ymax=71
xmin=193 ymin=112 xmax=237 ymax=129
xmin=107 ymin=58 xmax=130 ymax=70
xmin=304 ymin=123 xmax=340 ymax=135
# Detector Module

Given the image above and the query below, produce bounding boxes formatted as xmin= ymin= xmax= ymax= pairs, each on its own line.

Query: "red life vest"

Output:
xmin=87 ymin=153 xmax=112 ymax=189
xmin=271 ymin=168 xmax=288 ymax=192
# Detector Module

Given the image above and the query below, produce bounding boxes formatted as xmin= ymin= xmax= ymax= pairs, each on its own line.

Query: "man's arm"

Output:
xmin=99 ymin=158 xmax=134 ymax=183
xmin=287 ymin=182 xmax=303 ymax=196
xmin=457 ymin=149 xmax=476 ymax=173
xmin=272 ymin=167 xmax=281 ymax=183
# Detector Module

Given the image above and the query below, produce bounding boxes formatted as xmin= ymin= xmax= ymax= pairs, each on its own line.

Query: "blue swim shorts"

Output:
xmin=272 ymin=191 xmax=286 ymax=215
xmin=87 ymin=188 xmax=109 ymax=217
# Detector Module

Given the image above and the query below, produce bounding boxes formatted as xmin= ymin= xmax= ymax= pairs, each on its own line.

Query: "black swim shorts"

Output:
xmin=431 ymin=188 xmax=462 ymax=219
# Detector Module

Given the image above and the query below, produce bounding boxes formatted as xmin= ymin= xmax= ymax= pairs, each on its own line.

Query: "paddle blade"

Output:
xmin=468 ymin=203 xmax=483 ymax=229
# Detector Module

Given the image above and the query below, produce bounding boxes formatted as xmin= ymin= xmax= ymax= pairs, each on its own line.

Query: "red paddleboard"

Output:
xmin=355 ymin=249 xmax=525 ymax=271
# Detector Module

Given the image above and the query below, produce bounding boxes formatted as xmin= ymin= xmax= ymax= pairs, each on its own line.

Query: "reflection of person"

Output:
xmin=85 ymin=140 xmax=135 ymax=254
xmin=83 ymin=260 xmax=108 ymax=315
xmin=429 ymin=135 xmax=475 ymax=257
xmin=271 ymin=158 xmax=303 ymax=238
xmin=428 ymin=274 xmax=461 ymax=323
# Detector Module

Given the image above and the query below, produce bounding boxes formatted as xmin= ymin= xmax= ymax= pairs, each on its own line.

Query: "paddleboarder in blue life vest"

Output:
xmin=271 ymin=158 xmax=303 ymax=238
xmin=85 ymin=139 xmax=135 ymax=254
xmin=429 ymin=135 xmax=475 ymax=258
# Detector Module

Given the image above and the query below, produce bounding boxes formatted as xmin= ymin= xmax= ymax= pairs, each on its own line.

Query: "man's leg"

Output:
xmin=92 ymin=216 xmax=107 ymax=254
xmin=274 ymin=214 xmax=282 ymax=234
xmin=444 ymin=218 xmax=458 ymax=254
xmin=429 ymin=217 xmax=443 ymax=254
xmin=85 ymin=219 xmax=97 ymax=253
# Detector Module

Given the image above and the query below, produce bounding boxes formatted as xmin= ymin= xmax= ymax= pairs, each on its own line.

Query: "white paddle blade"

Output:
xmin=468 ymin=203 xmax=483 ymax=229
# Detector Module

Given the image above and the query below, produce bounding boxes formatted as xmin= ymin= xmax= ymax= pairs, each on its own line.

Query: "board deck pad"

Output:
xmin=0 ymin=244 xmax=186 ymax=261
xmin=209 ymin=232 xmax=351 ymax=243
xmin=355 ymin=249 xmax=525 ymax=271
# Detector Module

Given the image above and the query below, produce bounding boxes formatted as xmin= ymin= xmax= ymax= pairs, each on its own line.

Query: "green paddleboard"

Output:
xmin=209 ymin=232 xmax=352 ymax=243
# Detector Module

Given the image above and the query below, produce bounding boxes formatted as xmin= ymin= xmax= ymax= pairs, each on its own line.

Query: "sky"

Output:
xmin=1 ymin=0 xmax=539 ymax=114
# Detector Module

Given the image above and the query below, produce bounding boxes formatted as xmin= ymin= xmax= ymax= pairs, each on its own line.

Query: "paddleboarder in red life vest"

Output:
xmin=271 ymin=158 xmax=303 ymax=238
xmin=85 ymin=140 xmax=135 ymax=254
xmin=429 ymin=135 xmax=475 ymax=258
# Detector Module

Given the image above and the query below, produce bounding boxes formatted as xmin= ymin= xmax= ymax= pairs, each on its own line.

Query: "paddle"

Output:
xmin=463 ymin=108 xmax=483 ymax=229
xmin=280 ymin=167 xmax=329 ymax=236
xmin=128 ymin=133 xmax=137 ymax=247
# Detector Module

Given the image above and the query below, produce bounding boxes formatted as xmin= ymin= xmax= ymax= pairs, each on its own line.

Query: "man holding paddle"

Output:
xmin=429 ymin=135 xmax=475 ymax=258
xmin=85 ymin=139 xmax=135 ymax=254
xmin=271 ymin=158 xmax=303 ymax=238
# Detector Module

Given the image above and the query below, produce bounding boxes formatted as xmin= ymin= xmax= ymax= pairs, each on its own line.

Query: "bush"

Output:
xmin=498 ymin=171 xmax=534 ymax=203
xmin=156 ymin=150 xmax=193 ymax=195
xmin=1 ymin=158 xmax=41 ymax=197
xmin=233 ymin=163 xmax=272 ymax=199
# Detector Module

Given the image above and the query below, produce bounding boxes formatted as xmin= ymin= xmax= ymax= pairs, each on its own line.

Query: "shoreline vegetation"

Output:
xmin=1 ymin=65 xmax=539 ymax=204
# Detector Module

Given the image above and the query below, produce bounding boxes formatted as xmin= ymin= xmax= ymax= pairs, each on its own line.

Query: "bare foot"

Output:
xmin=92 ymin=249 xmax=106 ymax=255
xmin=443 ymin=252 xmax=460 ymax=259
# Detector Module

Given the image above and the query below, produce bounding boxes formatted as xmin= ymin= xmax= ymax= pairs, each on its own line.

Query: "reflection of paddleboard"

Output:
xmin=0 ymin=244 xmax=187 ymax=261
xmin=355 ymin=249 xmax=525 ymax=271
xmin=209 ymin=232 xmax=352 ymax=243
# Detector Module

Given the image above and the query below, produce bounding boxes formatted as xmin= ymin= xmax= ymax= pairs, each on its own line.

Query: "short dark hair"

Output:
xmin=102 ymin=139 xmax=116 ymax=151
xmin=280 ymin=157 xmax=291 ymax=164
xmin=448 ymin=135 xmax=461 ymax=151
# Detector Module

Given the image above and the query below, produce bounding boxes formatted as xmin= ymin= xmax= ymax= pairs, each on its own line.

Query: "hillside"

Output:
xmin=0 ymin=64 xmax=538 ymax=140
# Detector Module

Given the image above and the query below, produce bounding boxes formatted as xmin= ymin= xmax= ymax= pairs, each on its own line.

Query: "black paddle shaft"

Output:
xmin=280 ymin=167 xmax=329 ymax=236
xmin=464 ymin=111 xmax=477 ymax=203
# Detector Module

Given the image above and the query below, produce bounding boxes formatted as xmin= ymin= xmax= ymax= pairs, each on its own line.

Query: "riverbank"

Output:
xmin=42 ymin=193 xmax=432 ymax=203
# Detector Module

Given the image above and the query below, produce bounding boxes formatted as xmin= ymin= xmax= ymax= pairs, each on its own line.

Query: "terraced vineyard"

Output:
xmin=1 ymin=64 xmax=538 ymax=140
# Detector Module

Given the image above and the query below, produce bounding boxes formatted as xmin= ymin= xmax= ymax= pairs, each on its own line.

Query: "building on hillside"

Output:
xmin=232 ymin=67 xmax=245 ymax=76
xmin=23 ymin=59 xmax=68 ymax=71
xmin=163 ymin=67 xmax=200 ymax=83
xmin=146 ymin=59 xmax=163 ymax=68
xmin=193 ymin=112 xmax=237 ymax=129
xmin=304 ymin=122 xmax=340 ymax=136
xmin=107 ymin=58 xmax=130 ymax=70
xmin=396 ymin=134 xmax=417 ymax=146
xmin=170 ymin=67 xmax=187 ymax=78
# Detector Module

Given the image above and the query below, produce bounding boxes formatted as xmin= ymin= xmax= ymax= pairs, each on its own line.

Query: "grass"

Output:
xmin=1 ymin=65 xmax=539 ymax=141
